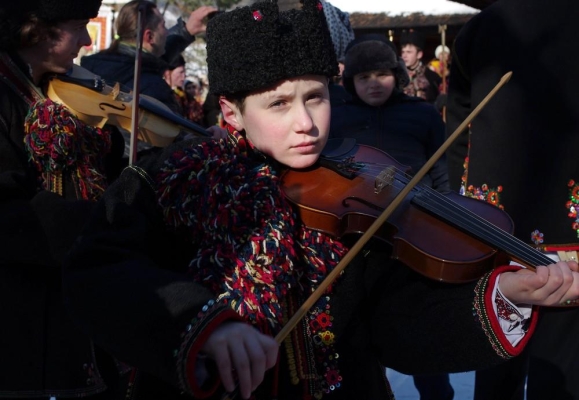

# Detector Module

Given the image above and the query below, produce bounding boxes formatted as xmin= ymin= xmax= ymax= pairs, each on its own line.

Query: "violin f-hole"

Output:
xmin=99 ymin=102 xmax=127 ymax=112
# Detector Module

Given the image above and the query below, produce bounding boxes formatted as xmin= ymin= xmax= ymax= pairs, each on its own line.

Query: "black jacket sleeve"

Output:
xmin=63 ymin=155 xmax=235 ymax=392
xmin=162 ymin=18 xmax=195 ymax=67
xmin=0 ymin=169 xmax=94 ymax=267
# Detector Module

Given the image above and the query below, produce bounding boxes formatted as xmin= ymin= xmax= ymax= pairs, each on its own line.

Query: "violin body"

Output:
xmin=45 ymin=65 xmax=210 ymax=147
xmin=282 ymin=142 xmax=514 ymax=283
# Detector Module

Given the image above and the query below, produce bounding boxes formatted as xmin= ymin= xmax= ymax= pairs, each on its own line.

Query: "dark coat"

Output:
xmin=445 ymin=1 xmax=579 ymax=398
xmin=80 ymin=19 xmax=196 ymax=115
xmin=81 ymin=44 xmax=180 ymax=114
xmin=0 ymin=52 xmax=126 ymax=397
xmin=63 ymin=136 xmax=532 ymax=400
xmin=404 ymin=64 xmax=442 ymax=104
xmin=330 ymin=89 xmax=450 ymax=192
xmin=446 ymin=0 xmax=579 ymax=246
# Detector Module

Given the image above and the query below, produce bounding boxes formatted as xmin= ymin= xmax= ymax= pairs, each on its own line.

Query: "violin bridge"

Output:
xmin=375 ymin=167 xmax=395 ymax=194
xmin=111 ymin=82 xmax=121 ymax=100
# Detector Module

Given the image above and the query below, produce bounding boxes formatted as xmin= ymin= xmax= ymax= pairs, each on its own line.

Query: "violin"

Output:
xmin=44 ymin=65 xmax=211 ymax=148
xmin=282 ymin=140 xmax=555 ymax=283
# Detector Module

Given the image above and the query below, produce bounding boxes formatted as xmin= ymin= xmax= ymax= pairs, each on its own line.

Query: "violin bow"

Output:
xmin=128 ymin=3 xmax=147 ymax=166
xmin=274 ymin=71 xmax=513 ymax=344
xmin=438 ymin=24 xmax=448 ymax=95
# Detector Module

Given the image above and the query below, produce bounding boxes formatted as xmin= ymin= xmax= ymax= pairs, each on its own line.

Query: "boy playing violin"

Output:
xmin=63 ymin=1 xmax=579 ymax=399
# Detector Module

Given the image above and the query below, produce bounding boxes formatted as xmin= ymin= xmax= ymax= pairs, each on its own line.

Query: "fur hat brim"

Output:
xmin=343 ymin=40 xmax=397 ymax=78
xmin=206 ymin=0 xmax=338 ymax=96
xmin=37 ymin=0 xmax=102 ymax=21
xmin=342 ymin=37 xmax=409 ymax=93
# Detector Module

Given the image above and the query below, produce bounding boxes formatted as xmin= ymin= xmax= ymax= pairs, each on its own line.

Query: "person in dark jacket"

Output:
xmin=400 ymin=29 xmax=442 ymax=104
xmin=0 ymin=0 xmax=131 ymax=398
xmin=81 ymin=0 xmax=215 ymax=114
xmin=63 ymin=1 xmax=579 ymax=400
xmin=331 ymin=33 xmax=453 ymax=400
xmin=446 ymin=1 xmax=579 ymax=400
xmin=164 ymin=56 xmax=204 ymax=125
xmin=331 ymin=34 xmax=450 ymax=193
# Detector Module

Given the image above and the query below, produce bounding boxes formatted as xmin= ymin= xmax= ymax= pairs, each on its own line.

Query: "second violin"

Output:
xmin=45 ymin=65 xmax=210 ymax=148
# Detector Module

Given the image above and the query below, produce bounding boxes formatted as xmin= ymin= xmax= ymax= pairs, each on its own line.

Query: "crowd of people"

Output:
xmin=1 ymin=0 xmax=578 ymax=400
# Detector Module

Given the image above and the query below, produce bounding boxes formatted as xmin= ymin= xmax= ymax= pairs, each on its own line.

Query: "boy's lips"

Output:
xmin=295 ymin=141 xmax=316 ymax=147
xmin=293 ymin=141 xmax=318 ymax=153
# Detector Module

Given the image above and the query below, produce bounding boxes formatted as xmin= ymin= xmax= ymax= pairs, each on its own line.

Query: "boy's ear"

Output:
xmin=143 ymin=28 xmax=154 ymax=44
xmin=162 ymin=69 xmax=171 ymax=84
xmin=219 ymin=97 xmax=244 ymax=131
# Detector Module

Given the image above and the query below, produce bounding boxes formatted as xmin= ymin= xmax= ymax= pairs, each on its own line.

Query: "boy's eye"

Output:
xmin=269 ymin=100 xmax=285 ymax=108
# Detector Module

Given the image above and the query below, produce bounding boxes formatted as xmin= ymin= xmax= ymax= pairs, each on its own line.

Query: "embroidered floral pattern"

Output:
xmin=567 ymin=180 xmax=579 ymax=238
xmin=459 ymin=139 xmax=504 ymax=211
xmin=459 ymin=155 xmax=469 ymax=196
xmin=24 ymin=98 xmax=112 ymax=200
xmin=495 ymin=290 xmax=523 ymax=323
xmin=472 ymin=271 xmax=512 ymax=360
xmin=403 ymin=63 xmax=431 ymax=100
xmin=464 ymin=183 xmax=504 ymax=210
xmin=531 ymin=229 xmax=544 ymax=246
xmin=308 ymin=295 xmax=341 ymax=395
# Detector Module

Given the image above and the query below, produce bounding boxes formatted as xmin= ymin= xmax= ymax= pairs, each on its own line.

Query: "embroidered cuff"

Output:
xmin=175 ymin=299 xmax=241 ymax=398
xmin=473 ymin=265 xmax=538 ymax=359
xmin=493 ymin=276 xmax=532 ymax=346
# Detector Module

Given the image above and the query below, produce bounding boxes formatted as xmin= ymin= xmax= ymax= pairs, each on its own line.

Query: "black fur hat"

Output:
xmin=0 ymin=0 xmax=102 ymax=51
xmin=0 ymin=0 xmax=101 ymax=22
xmin=342 ymin=34 xmax=409 ymax=93
xmin=206 ymin=0 xmax=339 ymax=95
xmin=167 ymin=54 xmax=186 ymax=70
xmin=400 ymin=29 xmax=425 ymax=50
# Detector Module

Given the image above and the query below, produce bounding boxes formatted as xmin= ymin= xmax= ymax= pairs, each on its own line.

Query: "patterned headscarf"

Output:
xmin=322 ymin=1 xmax=355 ymax=63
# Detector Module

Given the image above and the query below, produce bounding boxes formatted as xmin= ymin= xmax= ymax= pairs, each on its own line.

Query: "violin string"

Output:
xmin=343 ymin=160 xmax=550 ymax=266
xmin=385 ymin=170 xmax=551 ymax=267
xmin=391 ymin=175 xmax=549 ymax=266
xmin=411 ymin=189 xmax=552 ymax=267
xmin=411 ymin=184 xmax=550 ymax=265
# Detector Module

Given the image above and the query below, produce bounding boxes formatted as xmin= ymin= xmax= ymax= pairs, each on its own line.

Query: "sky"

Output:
xmin=328 ymin=0 xmax=479 ymax=14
